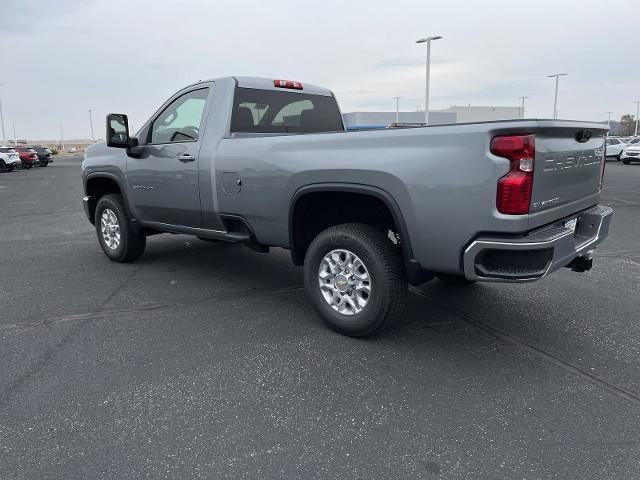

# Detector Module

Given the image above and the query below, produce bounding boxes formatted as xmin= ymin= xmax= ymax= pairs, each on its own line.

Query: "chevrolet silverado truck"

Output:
xmin=82 ymin=76 xmax=612 ymax=336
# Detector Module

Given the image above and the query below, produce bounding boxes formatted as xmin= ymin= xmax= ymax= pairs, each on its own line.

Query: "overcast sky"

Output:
xmin=1 ymin=0 xmax=639 ymax=140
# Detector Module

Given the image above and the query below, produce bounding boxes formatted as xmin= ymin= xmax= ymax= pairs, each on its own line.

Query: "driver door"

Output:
xmin=127 ymin=87 xmax=210 ymax=227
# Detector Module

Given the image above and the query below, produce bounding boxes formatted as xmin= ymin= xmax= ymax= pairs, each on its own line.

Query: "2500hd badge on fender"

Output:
xmin=82 ymin=76 xmax=612 ymax=336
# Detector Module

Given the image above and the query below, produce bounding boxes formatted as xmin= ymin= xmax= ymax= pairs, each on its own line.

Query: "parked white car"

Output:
xmin=621 ymin=143 xmax=640 ymax=164
xmin=605 ymin=137 xmax=626 ymax=161
xmin=0 ymin=146 xmax=21 ymax=172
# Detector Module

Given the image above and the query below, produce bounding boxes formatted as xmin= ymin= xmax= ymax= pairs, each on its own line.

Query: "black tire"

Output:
xmin=22 ymin=161 xmax=32 ymax=169
xmin=94 ymin=193 xmax=146 ymax=262
xmin=6 ymin=164 xmax=13 ymax=172
xmin=435 ymin=273 xmax=476 ymax=286
xmin=0 ymin=160 xmax=6 ymax=173
xmin=303 ymin=223 xmax=407 ymax=337
xmin=40 ymin=159 xmax=49 ymax=167
xmin=623 ymin=159 xmax=631 ymax=165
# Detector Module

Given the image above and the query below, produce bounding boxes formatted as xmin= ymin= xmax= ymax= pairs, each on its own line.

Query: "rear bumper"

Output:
xmin=463 ymin=205 xmax=613 ymax=282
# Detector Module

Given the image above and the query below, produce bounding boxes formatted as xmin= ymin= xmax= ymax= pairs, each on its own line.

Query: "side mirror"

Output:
xmin=106 ymin=113 xmax=131 ymax=148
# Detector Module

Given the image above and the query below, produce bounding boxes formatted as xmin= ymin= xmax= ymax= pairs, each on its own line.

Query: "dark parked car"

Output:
xmin=12 ymin=146 xmax=38 ymax=169
xmin=30 ymin=145 xmax=53 ymax=166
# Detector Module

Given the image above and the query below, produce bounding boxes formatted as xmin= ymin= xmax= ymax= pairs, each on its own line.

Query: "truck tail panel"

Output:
xmin=527 ymin=123 xmax=607 ymax=229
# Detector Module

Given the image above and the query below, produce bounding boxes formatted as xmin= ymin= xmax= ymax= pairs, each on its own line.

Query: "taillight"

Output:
xmin=599 ymin=144 xmax=606 ymax=191
xmin=491 ymin=134 xmax=535 ymax=215
xmin=273 ymin=79 xmax=303 ymax=90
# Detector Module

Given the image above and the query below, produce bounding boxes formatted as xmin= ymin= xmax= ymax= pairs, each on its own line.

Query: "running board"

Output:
xmin=140 ymin=221 xmax=250 ymax=243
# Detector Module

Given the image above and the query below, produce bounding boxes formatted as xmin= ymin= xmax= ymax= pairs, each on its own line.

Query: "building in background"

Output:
xmin=342 ymin=111 xmax=456 ymax=129
xmin=343 ymin=105 xmax=522 ymax=129
xmin=440 ymin=105 xmax=522 ymax=123
xmin=2 ymin=138 xmax=96 ymax=151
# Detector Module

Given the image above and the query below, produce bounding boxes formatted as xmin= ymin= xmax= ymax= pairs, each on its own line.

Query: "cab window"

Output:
xmin=149 ymin=88 xmax=209 ymax=144
xmin=230 ymin=87 xmax=343 ymax=134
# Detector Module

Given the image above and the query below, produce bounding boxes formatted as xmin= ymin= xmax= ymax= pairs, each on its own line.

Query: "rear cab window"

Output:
xmin=230 ymin=87 xmax=343 ymax=134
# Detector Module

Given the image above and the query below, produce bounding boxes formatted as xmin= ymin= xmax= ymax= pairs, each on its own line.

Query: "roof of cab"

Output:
xmin=191 ymin=76 xmax=333 ymax=97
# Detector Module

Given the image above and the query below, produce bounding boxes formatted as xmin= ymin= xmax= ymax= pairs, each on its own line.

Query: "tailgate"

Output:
xmin=528 ymin=122 xmax=607 ymax=229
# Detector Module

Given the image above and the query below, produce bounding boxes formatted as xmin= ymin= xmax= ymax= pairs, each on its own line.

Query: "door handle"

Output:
xmin=178 ymin=154 xmax=196 ymax=162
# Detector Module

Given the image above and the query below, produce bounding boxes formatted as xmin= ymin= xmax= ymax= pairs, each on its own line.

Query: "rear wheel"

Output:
xmin=435 ymin=273 xmax=476 ymax=286
xmin=0 ymin=160 xmax=6 ymax=173
xmin=623 ymin=159 xmax=631 ymax=165
xmin=22 ymin=161 xmax=32 ymax=169
xmin=40 ymin=159 xmax=49 ymax=167
xmin=95 ymin=193 xmax=146 ymax=262
xmin=303 ymin=223 xmax=407 ymax=337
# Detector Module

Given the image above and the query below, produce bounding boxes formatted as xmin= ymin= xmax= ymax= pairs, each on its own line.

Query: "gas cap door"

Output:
xmin=221 ymin=172 xmax=242 ymax=194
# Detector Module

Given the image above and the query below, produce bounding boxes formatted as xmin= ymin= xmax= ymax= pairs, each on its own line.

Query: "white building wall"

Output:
xmin=441 ymin=106 xmax=523 ymax=123
xmin=342 ymin=111 xmax=456 ymax=128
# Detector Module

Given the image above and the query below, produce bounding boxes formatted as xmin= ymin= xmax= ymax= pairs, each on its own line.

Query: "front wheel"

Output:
xmin=303 ymin=223 xmax=407 ymax=337
xmin=95 ymin=193 xmax=146 ymax=262
xmin=623 ymin=159 xmax=631 ymax=165
xmin=22 ymin=161 xmax=32 ymax=169
xmin=39 ymin=160 xmax=49 ymax=167
xmin=0 ymin=160 xmax=6 ymax=173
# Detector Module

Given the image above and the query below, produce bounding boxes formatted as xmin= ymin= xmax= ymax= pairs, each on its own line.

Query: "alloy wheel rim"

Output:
xmin=318 ymin=249 xmax=372 ymax=316
xmin=100 ymin=208 xmax=121 ymax=250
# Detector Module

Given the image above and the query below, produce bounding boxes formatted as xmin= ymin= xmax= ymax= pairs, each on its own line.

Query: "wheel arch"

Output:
xmin=85 ymin=173 xmax=134 ymax=224
xmin=288 ymin=183 xmax=423 ymax=277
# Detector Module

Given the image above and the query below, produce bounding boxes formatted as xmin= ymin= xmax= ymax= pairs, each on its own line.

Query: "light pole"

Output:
xmin=518 ymin=96 xmax=529 ymax=119
xmin=416 ymin=35 xmax=442 ymax=125
xmin=634 ymin=101 xmax=640 ymax=136
xmin=606 ymin=111 xmax=613 ymax=130
xmin=88 ymin=109 xmax=95 ymax=141
xmin=0 ymin=93 xmax=6 ymax=143
xmin=60 ymin=124 xmax=65 ymax=151
xmin=392 ymin=96 xmax=402 ymax=124
xmin=548 ymin=73 xmax=567 ymax=119
xmin=12 ymin=120 xmax=17 ymax=146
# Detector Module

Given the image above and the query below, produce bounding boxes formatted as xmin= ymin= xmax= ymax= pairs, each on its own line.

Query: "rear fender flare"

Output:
xmin=288 ymin=183 xmax=416 ymax=266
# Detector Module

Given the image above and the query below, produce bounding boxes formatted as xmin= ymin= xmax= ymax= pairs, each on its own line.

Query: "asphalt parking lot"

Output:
xmin=1 ymin=156 xmax=639 ymax=479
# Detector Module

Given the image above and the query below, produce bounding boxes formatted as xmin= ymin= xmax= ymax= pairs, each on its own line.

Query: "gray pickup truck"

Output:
xmin=82 ymin=76 xmax=612 ymax=336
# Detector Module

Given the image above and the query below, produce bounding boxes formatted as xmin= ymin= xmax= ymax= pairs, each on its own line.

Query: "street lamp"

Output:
xmin=518 ymin=96 xmax=529 ymax=119
xmin=0 ymin=89 xmax=6 ymax=144
xmin=416 ymin=35 xmax=442 ymax=125
xmin=392 ymin=96 xmax=402 ymax=124
xmin=606 ymin=111 xmax=613 ymax=130
xmin=12 ymin=120 xmax=17 ymax=146
xmin=548 ymin=73 xmax=567 ymax=119
xmin=634 ymin=101 xmax=640 ymax=136
xmin=88 ymin=109 xmax=95 ymax=141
